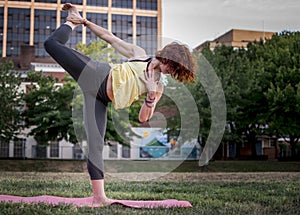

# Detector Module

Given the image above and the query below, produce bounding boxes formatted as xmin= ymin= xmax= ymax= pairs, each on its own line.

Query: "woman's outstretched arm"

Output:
xmin=85 ymin=21 xmax=147 ymax=59
xmin=66 ymin=10 xmax=147 ymax=59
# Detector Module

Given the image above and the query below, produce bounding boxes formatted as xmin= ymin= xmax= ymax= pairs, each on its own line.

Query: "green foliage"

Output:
xmin=76 ymin=39 xmax=121 ymax=63
xmin=0 ymin=61 xmax=24 ymax=142
xmin=261 ymin=32 xmax=300 ymax=156
xmin=22 ymin=71 xmax=77 ymax=145
xmin=200 ymin=46 xmax=256 ymax=150
xmin=197 ymin=31 xmax=300 ymax=159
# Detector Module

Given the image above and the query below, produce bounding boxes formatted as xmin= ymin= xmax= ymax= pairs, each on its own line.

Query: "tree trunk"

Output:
xmin=289 ymin=138 xmax=296 ymax=159
xmin=248 ymin=131 xmax=257 ymax=157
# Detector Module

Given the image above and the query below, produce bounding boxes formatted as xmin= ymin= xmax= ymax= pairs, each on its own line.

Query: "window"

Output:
xmin=35 ymin=0 xmax=57 ymax=3
xmin=269 ymin=139 xmax=276 ymax=148
xmin=86 ymin=13 xmax=108 ymax=42
xmin=0 ymin=142 xmax=9 ymax=158
xmin=122 ymin=146 xmax=130 ymax=158
xmin=136 ymin=16 xmax=157 ymax=55
xmin=112 ymin=0 xmax=133 ymax=8
xmin=0 ymin=7 xmax=3 ymax=52
xmin=34 ymin=9 xmax=57 ymax=57
xmin=13 ymin=139 xmax=25 ymax=158
xmin=109 ymin=145 xmax=118 ymax=158
xmin=112 ymin=15 xmax=133 ymax=42
xmin=57 ymin=0 xmax=81 ymax=4
xmin=87 ymin=0 xmax=108 ymax=6
xmin=136 ymin=0 xmax=157 ymax=10
xmin=73 ymin=144 xmax=85 ymax=159
xmin=50 ymin=141 xmax=59 ymax=158
xmin=32 ymin=145 xmax=47 ymax=158
xmin=6 ymin=8 xmax=30 ymax=56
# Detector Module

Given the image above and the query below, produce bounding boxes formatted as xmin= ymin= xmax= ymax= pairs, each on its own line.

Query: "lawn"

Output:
xmin=1 ymin=159 xmax=300 ymax=173
xmin=0 ymin=172 xmax=299 ymax=215
xmin=106 ymin=160 xmax=300 ymax=173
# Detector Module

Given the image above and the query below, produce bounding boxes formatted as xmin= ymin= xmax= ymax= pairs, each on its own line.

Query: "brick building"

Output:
xmin=196 ymin=29 xmax=275 ymax=51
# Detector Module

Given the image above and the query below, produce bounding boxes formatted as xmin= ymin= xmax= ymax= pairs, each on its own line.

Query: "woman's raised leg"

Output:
xmin=44 ymin=22 xmax=91 ymax=81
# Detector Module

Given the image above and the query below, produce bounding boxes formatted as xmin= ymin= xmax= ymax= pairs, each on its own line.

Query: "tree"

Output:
xmin=76 ymin=39 xmax=121 ymax=63
xmin=200 ymin=42 xmax=274 ymax=159
xmin=0 ymin=61 xmax=24 ymax=143
xmin=22 ymin=72 xmax=77 ymax=149
xmin=200 ymin=45 xmax=260 ymax=158
xmin=199 ymin=31 xmax=300 ymax=160
xmin=262 ymin=31 xmax=300 ymax=158
xmin=234 ymin=42 xmax=270 ymax=157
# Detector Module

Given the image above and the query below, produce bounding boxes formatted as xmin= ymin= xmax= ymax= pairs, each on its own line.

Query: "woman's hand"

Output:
xmin=139 ymin=69 xmax=159 ymax=94
xmin=148 ymin=58 xmax=160 ymax=71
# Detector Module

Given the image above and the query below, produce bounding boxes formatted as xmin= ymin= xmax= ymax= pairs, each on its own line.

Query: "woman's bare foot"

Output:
xmin=62 ymin=3 xmax=80 ymax=15
xmin=62 ymin=3 xmax=85 ymax=26
xmin=92 ymin=196 xmax=114 ymax=207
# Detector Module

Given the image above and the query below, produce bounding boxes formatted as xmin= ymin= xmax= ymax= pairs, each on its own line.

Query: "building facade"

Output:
xmin=0 ymin=0 xmax=161 ymax=60
xmin=196 ymin=29 xmax=275 ymax=51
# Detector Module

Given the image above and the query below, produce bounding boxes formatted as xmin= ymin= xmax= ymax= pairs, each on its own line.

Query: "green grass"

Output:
xmin=174 ymin=160 xmax=300 ymax=172
xmin=105 ymin=160 xmax=300 ymax=173
xmin=0 ymin=176 xmax=299 ymax=214
xmin=1 ymin=159 xmax=300 ymax=173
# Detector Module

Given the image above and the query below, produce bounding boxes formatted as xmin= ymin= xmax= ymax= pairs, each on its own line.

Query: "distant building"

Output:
xmin=0 ymin=0 xmax=162 ymax=69
xmin=196 ymin=29 xmax=275 ymax=51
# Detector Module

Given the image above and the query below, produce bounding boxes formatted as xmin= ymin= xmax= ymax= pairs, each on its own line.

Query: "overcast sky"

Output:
xmin=162 ymin=0 xmax=300 ymax=48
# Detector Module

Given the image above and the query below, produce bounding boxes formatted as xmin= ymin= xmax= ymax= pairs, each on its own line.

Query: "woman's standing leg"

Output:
xmin=82 ymin=92 xmax=112 ymax=205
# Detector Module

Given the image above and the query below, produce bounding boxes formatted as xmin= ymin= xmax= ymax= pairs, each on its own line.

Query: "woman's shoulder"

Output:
xmin=127 ymin=56 xmax=153 ymax=62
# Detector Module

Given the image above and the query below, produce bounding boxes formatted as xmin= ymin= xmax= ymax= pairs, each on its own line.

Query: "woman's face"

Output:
xmin=151 ymin=58 xmax=175 ymax=75
xmin=159 ymin=63 xmax=175 ymax=75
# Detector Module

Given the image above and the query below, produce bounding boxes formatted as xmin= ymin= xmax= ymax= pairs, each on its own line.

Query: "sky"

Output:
xmin=162 ymin=0 xmax=300 ymax=48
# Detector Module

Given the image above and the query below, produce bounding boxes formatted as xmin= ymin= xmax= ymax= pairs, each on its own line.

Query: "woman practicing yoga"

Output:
xmin=44 ymin=3 xmax=196 ymax=206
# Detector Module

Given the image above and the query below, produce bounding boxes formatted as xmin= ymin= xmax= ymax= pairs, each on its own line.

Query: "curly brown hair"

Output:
xmin=155 ymin=42 xmax=197 ymax=83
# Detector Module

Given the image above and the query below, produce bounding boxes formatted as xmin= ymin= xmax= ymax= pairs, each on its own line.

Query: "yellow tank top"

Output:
xmin=111 ymin=61 xmax=149 ymax=109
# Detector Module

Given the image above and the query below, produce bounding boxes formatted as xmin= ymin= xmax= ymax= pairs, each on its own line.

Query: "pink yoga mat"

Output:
xmin=0 ymin=195 xmax=192 ymax=208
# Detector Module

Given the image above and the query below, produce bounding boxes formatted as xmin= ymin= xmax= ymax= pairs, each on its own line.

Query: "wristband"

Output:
xmin=145 ymin=98 xmax=155 ymax=104
xmin=144 ymin=98 xmax=154 ymax=108
xmin=145 ymin=102 xmax=154 ymax=108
